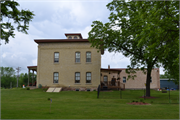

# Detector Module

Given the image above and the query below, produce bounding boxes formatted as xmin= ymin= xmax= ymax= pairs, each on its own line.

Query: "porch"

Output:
xmin=27 ymin=66 xmax=37 ymax=87
xmin=101 ymin=65 xmax=125 ymax=90
xmin=100 ymin=81 xmax=125 ymax=90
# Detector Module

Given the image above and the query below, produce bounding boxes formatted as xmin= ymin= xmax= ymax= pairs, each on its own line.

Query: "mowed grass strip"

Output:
xmin=1 ymin=88 xmax=179 ymax=119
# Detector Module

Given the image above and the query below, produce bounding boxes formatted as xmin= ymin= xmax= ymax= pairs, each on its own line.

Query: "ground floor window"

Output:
xmin=86 ymin=72 xmax=91 ymax=83
xmin=104 ymin=75 xmax=108 ymax=83
xmin=53 ymin=72 xmax=59 ymax=83
xmin=75 ymin=72 xmax=80 ymax=83
xmin=123 ymin=77 xmax=126 ymax=83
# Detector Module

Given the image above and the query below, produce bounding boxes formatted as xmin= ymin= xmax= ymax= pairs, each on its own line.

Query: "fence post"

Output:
xmin=97 ymin=85 xmax=100 ymax=98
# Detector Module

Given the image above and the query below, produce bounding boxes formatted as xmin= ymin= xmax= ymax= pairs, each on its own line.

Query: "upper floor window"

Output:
xmin=74 ymin=36 xmax=77 ymax=39
xmin=68 ymin=36 xmax=72 ymax=39
xmin=75 ymin=52 xmax=80 ymax=63
xmin=54 ymin=52 xmax=59 ymax=63
xmin=53 ymin=72 xmax=59 ymax=83
xmin=86 ymin=52 xmax=91 ymax=62
xmin=75 ymin=72 xmax=80 ymax=83
xmin=86 ymin=72 xmax=91 ymax=83
xmin=123 ymin=77 xmax=126 ymax=83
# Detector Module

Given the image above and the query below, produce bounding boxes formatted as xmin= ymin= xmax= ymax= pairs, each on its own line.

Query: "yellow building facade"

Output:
xmin=34 ymin=33 xmax=102 ymax=89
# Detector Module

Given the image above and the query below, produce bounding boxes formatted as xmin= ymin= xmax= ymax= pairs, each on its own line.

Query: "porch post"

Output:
xmin=28 ymin=69 xmax=30 ymax=86
xmin=32 ymin=70 xmax=34 ymax=86
xmin=108 ymin=71 xmax=111 ymax=86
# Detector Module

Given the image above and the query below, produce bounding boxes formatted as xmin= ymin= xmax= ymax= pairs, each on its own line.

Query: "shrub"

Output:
xmin=26 ymin=87 xmax=30 ymax=90
xmin=38 ymin=84 xmax=42 ymax=89
xmin=151 ymin=101 xmax=153 ymax=104
xmin=44 ymin=88 xmax=48 ymax=91
xmin=132 ymin=100 xmax=135 ymax=102
xmin=48 ymin=98 xmax=50 ymax=100
xmin=136 ymin=101 xmax=138 ymax=103
xmin=140 ymin=98 xmax=144 ymax=102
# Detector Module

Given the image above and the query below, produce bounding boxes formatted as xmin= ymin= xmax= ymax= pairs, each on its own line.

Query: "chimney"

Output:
xmin=108 ymin=65 xmax=110 ymax=69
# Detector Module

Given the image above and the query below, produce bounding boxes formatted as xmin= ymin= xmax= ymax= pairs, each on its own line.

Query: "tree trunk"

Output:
xmin=146 ymin=67 xmax=152 ymax=97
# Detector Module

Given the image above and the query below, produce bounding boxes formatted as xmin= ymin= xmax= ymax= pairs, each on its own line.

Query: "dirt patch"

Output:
xmin=140 ymin=96 xmax=157 ymax=99
xmin=127 ymin=102 xmax=151 ymax=105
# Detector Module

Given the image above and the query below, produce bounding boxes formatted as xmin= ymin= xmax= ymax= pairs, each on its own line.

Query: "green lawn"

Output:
xmin=1 ymin=88 xmax=179 ymax=119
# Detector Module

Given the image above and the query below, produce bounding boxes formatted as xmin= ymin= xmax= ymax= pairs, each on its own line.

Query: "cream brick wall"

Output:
xmin=36 ymin=42 xmax=101 ymax=88
xmin=100 ymin=68 xmax=160 ymax=89
xmin=120 ymin=68 xmax=160 ymax=89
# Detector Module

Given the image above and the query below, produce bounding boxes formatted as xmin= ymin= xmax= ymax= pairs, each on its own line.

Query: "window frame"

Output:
xmin=103 ymin=75 xmax=108 ymax=83
xmin=86 ymin=52 xmax=91 ymax=63
xmin=123 ymin=77 xmax=126 ymax=83
xmin=54 ymin=52 xmax=59 ymax=63
xmin=75 ymin=52 xmax=81 ymax=63
xmin=75 ymin=72 xmax=80 ymax=83
xmin=86 ymin=72 xmax=91 ymax=83
xmin=53 ymin=72 xmax=59 ymax=83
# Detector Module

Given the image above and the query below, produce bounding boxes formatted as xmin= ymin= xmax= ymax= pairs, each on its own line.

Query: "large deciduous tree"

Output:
xmin=1 ymin=0 xmax=35 ymax=43
xmin=88 ymin=0 xmax=179 ymax=96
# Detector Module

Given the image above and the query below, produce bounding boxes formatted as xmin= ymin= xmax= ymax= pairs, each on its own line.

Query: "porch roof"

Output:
xmin=27 ymin=66 xmax=37 ymax=71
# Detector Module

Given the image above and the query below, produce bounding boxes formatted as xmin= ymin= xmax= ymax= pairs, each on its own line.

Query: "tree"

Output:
xmin=1 ymin=67 xmax=16 ymax=88
xmin=1 ymin=0 xmax=35 ymax=43
xmin=88 ymin=1 xmax=179 ymax=96
xmin=18 ymin=72 xmax=36 ymax=86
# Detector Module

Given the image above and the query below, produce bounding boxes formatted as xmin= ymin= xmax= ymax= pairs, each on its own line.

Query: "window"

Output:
xmin=86 ymin=72 xmax=91 ymax=83
xmin=68 ymin=36 xmax=72 ymax=39
xmin=75 ymin=72 xmax=80 ymax=83
xmin=75 ymin=52 xmax=80 ymax=63
xmin=123 ymin=77 xmax=126 ymax=83
xmin=103 ymin=75 xmax=108 ymax=83
xmin=54 ymin=52 xmax=59 ymax=63
xmin=74 ymin=36 xmax=77 ymax=39
xmin=53 ymin=72 xmax=59 ymax=83
xmin=150 ymin=77 xmax=152 ymax=83
xmin=86 ymin=52 xmax=91 ymax=62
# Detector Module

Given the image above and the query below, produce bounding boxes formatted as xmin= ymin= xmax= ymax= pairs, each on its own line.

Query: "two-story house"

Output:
xmin=28 ymin=33 xmax=102 ymax=90
xmin=27 ymin=33 xmax=160 ymax=90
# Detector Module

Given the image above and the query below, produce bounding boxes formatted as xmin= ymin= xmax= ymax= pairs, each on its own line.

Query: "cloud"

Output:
xmin=1 ymin=30 xmax=38 ymax=73
xmin=101 ymin=50 xmax=131 ymax=69
xmin=0 ymin=0 xmax=165 ymax=75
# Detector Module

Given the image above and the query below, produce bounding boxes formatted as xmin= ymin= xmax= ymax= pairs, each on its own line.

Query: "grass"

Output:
xmin=1 ymin=88 xmax=179 ymax=119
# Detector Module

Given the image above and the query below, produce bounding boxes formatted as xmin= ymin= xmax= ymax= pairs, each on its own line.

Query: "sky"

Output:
xmin=0 ymin=0 xmax=165 ymax=75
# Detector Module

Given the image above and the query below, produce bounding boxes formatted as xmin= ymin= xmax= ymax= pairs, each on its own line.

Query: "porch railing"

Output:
xmin=100 ymin=81 xmax=125 ymax=90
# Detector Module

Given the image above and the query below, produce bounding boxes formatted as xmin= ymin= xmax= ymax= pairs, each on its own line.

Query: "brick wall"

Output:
xmin=36 ymin=42 xmax=101 ymax=88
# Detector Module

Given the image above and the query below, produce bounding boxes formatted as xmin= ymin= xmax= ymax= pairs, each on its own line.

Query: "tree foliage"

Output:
xmin=1 ymin=0 xmax=35 ymax=43
xmin=1 ymin=67 xmax=36 ymax=88
xmin=88 ymin=0 xmax=179 ymax=96
xmin=1 ymin=67 xmax=16 ymax=88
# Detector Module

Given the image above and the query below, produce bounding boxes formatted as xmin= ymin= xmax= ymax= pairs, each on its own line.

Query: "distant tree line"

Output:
xmin=1 ymin=67 xmax=36 ymax=88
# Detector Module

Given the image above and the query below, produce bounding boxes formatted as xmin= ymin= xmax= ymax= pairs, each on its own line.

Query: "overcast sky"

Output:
xmin=0 ymin=0 xmax=164 ymax=75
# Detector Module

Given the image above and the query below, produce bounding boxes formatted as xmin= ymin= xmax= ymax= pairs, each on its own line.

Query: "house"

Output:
xmin=27 ymin=33 xmax=160 ymax=90
xmin=101 ymin=65 xmax=160 ymax=90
